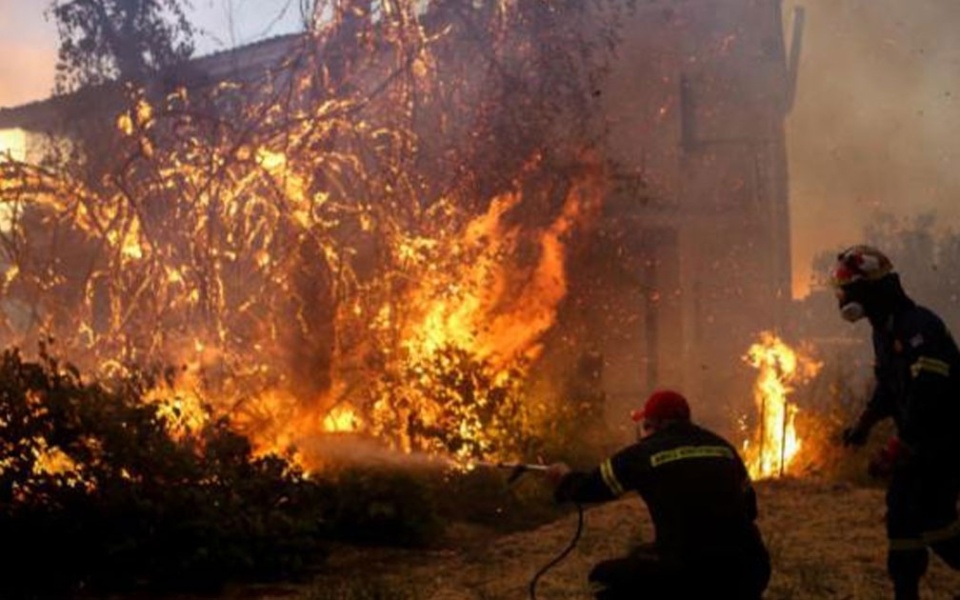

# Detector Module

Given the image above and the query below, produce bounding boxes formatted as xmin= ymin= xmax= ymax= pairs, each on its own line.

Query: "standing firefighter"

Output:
xmin=546 ymin=390 xmax=770 ymax=599
xmin=834 ymin=244 xmax=960 ymax=600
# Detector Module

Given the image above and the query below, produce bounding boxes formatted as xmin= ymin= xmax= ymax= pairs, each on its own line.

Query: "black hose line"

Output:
xmin=529 ymin=502 xmax=585 ymax=600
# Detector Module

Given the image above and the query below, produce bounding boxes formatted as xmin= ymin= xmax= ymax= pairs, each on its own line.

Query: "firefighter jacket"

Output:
xmin=860 ymin=300 xmax=960 ymax=466
xmin=554 ymin=422 xmax=766 ymax=567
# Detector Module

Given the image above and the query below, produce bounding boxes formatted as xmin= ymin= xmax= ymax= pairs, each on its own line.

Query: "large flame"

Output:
xmin=0 ymin=2 xmax=611 ymax=479
xmin=740 ymin=331 xmax=821 ymax=479
xmin=68 ymin=147 xmax=602 ymax=473
xmin=360 ymin=178 xmax=600 ymax=464
xmin=323 ymin=404 xmax=363 ymax=433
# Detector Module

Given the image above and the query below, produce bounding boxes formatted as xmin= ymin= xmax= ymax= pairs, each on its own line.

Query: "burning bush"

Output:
xmin=368 ymin=344 xmax=533 ymax=460
xmin=0 ymin=345 xmax=327 ymax=596
xmin=735 ymin=328 xmax=902 ymax=486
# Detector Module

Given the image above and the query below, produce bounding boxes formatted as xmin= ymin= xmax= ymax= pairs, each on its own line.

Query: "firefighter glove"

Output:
xmin=868 ymin=437 xmax=906 ymax=479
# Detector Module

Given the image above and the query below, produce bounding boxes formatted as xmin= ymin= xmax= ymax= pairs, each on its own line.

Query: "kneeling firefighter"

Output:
xmin=546 ymin=390 xmax=770 ymax=599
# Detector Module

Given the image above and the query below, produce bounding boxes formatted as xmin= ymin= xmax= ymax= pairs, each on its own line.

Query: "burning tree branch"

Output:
xmin=0 ymin=0 xmax=624 ymax=469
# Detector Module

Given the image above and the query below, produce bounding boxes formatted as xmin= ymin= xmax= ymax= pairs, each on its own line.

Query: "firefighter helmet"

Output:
xmin=831 ymin=245 xmax=895 ymax=322
xmin=831 ymin=245 xmax=894 ymax=288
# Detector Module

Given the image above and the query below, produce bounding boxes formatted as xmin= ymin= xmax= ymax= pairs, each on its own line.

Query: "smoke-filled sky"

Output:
xmin=1 ymin=1 xmax=959 ymax=298
xmin=783 ymin=0 xmax=960 ymax=295
xmin=0 ymin=0 xmax=303 ymax=106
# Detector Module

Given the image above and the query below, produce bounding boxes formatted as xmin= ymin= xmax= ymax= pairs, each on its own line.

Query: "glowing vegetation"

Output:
xmin=0 ymin=1 xmax=619 ymax=472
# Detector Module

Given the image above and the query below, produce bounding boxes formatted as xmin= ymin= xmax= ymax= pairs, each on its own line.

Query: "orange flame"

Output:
xmin=362 ymin=176 xmax=602 ymax=464
xmin=323 ymin=404 xmax=362 ymax=433
xmin=404 ymin=184 xmax=588 ymax=368
xmin=121 ymin=169 xmax=603 ymax=473
xmin=144 ymin=386 xmax=209 ymax=440
xmin=740 ymin=331 xmax=821 ymax=479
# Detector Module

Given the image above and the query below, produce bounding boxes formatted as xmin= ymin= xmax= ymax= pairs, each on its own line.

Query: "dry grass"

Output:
xmin=210 ymin=478 xmax=960 ymax=600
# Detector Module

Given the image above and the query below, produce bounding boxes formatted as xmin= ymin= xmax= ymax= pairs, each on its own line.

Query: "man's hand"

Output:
xmin=546 ymin=462 xmax=571 ymax=486
xmin=842 ymin=423 xmax=871 ymax=447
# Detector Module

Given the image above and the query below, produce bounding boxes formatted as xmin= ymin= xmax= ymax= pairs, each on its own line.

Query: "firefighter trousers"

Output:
xmin=886 ymin=466 xmax=960 ymax=600
xmin=587 ymin=543 xmax=770 ymax=600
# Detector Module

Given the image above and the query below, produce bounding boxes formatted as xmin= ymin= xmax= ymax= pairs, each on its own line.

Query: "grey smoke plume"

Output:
xmin=785 ymin=0 xmax=960 ymax=295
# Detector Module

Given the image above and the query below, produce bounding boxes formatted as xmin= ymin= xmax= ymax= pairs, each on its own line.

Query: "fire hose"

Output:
xmin=476 ymin=461 xmax=549 ymax=483
xmin=479 ymin=462 xmax=585 ymax=600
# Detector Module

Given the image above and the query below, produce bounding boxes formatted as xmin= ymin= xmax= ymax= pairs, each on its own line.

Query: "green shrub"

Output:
xmin=0 ymin=347 xmax=327 ymax=598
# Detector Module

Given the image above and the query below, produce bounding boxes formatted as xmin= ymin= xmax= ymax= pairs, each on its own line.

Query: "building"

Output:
xmin=578 ymin=0 xmax=802 ymax=426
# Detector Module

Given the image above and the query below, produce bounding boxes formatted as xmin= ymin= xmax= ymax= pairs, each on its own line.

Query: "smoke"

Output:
xmin=296 ymin=433 xmax=457 ymax=472
xmin=786 ymin=0 xmax=960 ymax=297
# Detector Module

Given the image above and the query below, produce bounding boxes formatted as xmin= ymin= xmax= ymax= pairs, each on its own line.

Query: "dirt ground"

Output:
xmin=232 ymin=478 xmax=960 ymax=600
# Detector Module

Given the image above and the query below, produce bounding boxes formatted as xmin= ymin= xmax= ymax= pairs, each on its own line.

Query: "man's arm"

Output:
xmin=550 ymin=447 xmax=643 ymax=504
xmin=553 ymin=468 xmax=618 ymax=504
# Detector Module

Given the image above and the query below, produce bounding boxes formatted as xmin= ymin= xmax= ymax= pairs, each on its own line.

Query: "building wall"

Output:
xmin=592 ymin=0 xmax=794 ymax=427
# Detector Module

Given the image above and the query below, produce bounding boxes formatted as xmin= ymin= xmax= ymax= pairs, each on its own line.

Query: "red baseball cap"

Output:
xmin=630 ymin=390 xmax=691 ymax=422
